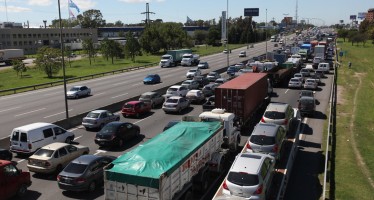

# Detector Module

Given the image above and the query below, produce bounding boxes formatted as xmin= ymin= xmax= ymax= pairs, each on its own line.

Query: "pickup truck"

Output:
xmin=0 ymin=160 xmax=32 ymax=199
xmin=121 ymin=101 xmax=151 ymax=118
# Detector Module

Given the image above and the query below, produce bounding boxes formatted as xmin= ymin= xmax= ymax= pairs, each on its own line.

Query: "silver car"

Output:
xmin=162 ymin=96 xmax=190 ymax=114
xmin=261 ymin=103 xmax=295 ymax=133
xmin=139 ymin=91 xmax=164 ymax=108
xmin=223 ymin=153 xmax=275 ymax=199
xmin=288 ymin=78 xmax=302 ymax=89
xmin=186 ymin=89 xmax=205 ymax=104
xmin=67 ymin=86 xmax=91 ymax=99
xmin=303 ymin=78 xmax=318 ymax=90
xmin=82 ymin=110 xmax=120 ymax=130
xmin=207 ymin=72 xmax=221 ymax=82
xmin=181 ymin=80 xmax=200 ymax=90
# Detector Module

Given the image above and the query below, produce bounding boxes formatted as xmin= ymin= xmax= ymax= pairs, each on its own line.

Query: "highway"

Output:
xmin=0 ymin=38 xmax=333 ymax=200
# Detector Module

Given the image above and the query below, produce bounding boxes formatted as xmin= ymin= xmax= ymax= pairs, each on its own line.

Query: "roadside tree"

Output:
xmin=34 ymin=47 xmax=62 ymax=78
xmin=77 ymin=9 xmax=106 ymax=28
xmin=125 ymin=32 xmax=142 ymax=62
xmin=82 ymin=38 xmax=96 ymax=65
xmin=12 ymin=59 xmax=27 ymax=77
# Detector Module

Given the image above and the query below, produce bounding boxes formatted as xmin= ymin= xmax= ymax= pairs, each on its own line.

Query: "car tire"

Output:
xmin=65 ymin=137 xmax=72 ymax=144
xmin=88 ymin=181 xmax=96 ymax=192
xmin=17 ymin=184 xmax=27 ymax=197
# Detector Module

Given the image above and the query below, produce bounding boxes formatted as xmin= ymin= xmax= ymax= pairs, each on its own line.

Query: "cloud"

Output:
xmin=28 ymin=0 xmax=52 ymax=6
xmin=118 ymin=0 xmax=165 ymax=3
xmin=0 ymin=5 xmax=31 ymax=12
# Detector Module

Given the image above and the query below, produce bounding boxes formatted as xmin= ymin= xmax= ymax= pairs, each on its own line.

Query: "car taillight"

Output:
xmin=261 ymin=117 xmax=265 ymax=123
xmin=44 ymin=162 xmax=51 ymax=167
xmin=284 ymin=119 xmax=288 ymax=125
xmin=272 ymin=144 xmax=279 ymax=152
xmin=246 ymin=142 xmax=252 ymax=150
xmin=254 ymin=184 xmax=263 ymax=195
xmin=57 ymin=175 xmax=61 ymax=181
xmin=75 ymin=177 xmax=86 ymax=184
xmin=28 ymin=143 xmax=32 ymax=149
xmin=111 ymin=135 xmax=116 ymax=140
xmin=223 ymin=180 xmax=228 ymax=190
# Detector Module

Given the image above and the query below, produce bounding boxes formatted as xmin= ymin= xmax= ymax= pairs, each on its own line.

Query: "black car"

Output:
xmin=193 ymin=76 xmax=210 ymax=88
xmin=298 ymin=96 xmax=316 ymax=117
xmin=57 ymin=155 xmax=116 ymax=192
xmin=0 ymin=149 xmax=12 ymax=161
xmin=94 ymin=122 xmax=140 ymax=148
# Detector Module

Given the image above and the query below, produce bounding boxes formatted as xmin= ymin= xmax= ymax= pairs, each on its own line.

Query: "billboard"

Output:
xmin=244 ymin=8 xmax=259 ymax=17
xmin=221 ymin=11 xmax=227 ymax=41
xmin=358 ymin=12 xmax=367 ymax=19
xmin=350 ymin=15 xmax=357 ymax=20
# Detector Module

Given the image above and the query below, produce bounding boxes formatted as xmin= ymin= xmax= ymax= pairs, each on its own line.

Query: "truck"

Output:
xmin=287 ymin=54 xmax=302 ymax=69
xmin=300 ymin=44 xmax=312 ymax=60
xmin=215 ymin=73 xmax=271 ymax=127
xmin=267 ymin=62 xmax=295 ymax=87
xmin=159 ymin=49 xmax=192 ymax=68
xmin=314 ymin=45 xmax=326 ymax=60
xmin=181 ymin=53 xmax=200 ymax=66
xmin=104 ymin=110 xmax=241 ymax=200
xmin=0 ymin=49 xmax=26 ymax=65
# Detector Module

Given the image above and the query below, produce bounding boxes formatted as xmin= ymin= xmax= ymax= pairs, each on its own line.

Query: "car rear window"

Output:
xmin=300 ymin=99 xmax=314 ymax=105
xmin=227 ymin=172 xmax=259 ymax=186
xmin=250 ymin=135 xmax=275 ymax=145
xmin=34 ymin=149 xmax=54 ymax=157
xmin=140 ymin=94 xmax=151 ymax=99
xmin=264 ymin=111 xmax=285 ymax=119
xmin=87 ymin=112 xmax=100 ymax=118
xmin=64 ymin=163 xmax=88 ymax=174
xmin=123 ymin=104 xmax=134 ymax=109
xmin=166 ymin=98 xmax=178 ymax=103
xmin=168 ymin=88 xmax=177 ymax=92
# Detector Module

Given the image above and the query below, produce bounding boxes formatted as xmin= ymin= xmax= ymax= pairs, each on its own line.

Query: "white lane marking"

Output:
xmin=111 ymin=93 xmax=128 ymax=99
xmin=94 ymin=150 xmax=107 ymax=155
xmin=0 ymin=135 xmax=11 ymax=140
xmin=73 ymin=136 xmax=83 ymax=141
xmin=133 ymin=115 xmax=152 ymax=124
xmin=17 ymin=159 xmax=25 ymax=163
xmin=95 ymin=92 xmax=105 ymax=96
xmin=43 ymin=91 xmax=63 ymax=96
xmin=0 ymin=106 xmax=21 ymax=113
xmin=44 ymin=109 xmax=73 ymax=118
xmin=285 ymin=89 xmax=289 ymax=93
xmin=15 ymin=108 xmax=46 ymax=117
xmin=112 ymin=82 xmax=128 ymax=86
xmin=132 ymin=83 xmax=142 ymax=87
xmin=69 ymin=125 xmax=84 ymax=132
xmin=163 ymin=75 xmax=171 ymax=78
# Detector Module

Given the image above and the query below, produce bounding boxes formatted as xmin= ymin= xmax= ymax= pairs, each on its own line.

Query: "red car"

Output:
xmin=121 ymin=101 xmax=151 ymax=118
xmin=0 ymin=160 xmax=32 ymax=199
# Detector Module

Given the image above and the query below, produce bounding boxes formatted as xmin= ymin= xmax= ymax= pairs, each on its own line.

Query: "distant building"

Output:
xmin=0 ymin=22 xmax=97 ymax=54
xmin=366 ymin=8 xmax=374 ymax=22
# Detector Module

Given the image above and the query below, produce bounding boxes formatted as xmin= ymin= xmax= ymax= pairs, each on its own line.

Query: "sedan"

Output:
xmin=304 ymin=78 xmax=318 ymax=90
xmin=288 ymin=78 xmax=303 ymax=89
xmin=186 ymin=68 xmax=201 ymax=79
xmin=143 ymin=74 xmax=161 ymax=84
xmin=181 ymin=80 xmax=200 ymax=90
xmin=197 ymin=61 xmax=209 ymax=69
xmin=202 ymin=83 xmax=217 ymax=97
xmin=186 ymin=90 xmax=205 ymax=104
xmin=27 ymin=143 xmax=89 ymax=174
xmin=299 ymin=90 xmax=315 ymax=98
xmin=300 ymin=68 xmax=311 ymax=77
xmin=206 ymin=72 xmax=221 ymax=82
xmin=294 ymin=73 xmax=305 ymax=83
xmin=82 ymin=110 xmax=120 ymax=130
xmin=162 ymin=96 xmax=190 ymax=114
xmin=57 ymin=155 xmax=116 ymax=192
xmin=94 ymin=122 xmax=140 ymax=148
xmin=67 ymin=86 xmax=91 ymax=99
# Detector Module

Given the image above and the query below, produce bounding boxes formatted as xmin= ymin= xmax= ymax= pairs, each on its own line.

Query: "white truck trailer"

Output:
xmin=104 ymin=109 xmax=241 ymax=200
xmin=314 ymin=45 xmax=326 ymax=60
xmin=0 ymin=49 xmax=25 ymax=65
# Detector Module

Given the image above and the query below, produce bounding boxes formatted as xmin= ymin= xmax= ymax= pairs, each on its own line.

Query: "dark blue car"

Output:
xmin=227 ymin=66 xmax=240 ymax=76
xmin=143 ymin=74 xmax=161 ymax=84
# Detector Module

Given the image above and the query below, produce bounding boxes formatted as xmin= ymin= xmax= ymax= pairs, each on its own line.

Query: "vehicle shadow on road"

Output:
xmin=62 ymin=187 xmax=104 ymax=199
xmin=14 ymin=190 xmax=42 ymax=200
xmin=99 ymin=134 xmax=146 ymax=153
xmin=310 ymin=111 xmax=327 ymax=120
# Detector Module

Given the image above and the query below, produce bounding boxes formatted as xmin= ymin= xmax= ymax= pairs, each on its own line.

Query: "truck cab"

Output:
xmin=0 ymin=160 xmax=32 ymax=199
xmin=181 ymin=53 xmax=200 ymax=66
xmin=159 ymin=54 xmax=173 ymax=68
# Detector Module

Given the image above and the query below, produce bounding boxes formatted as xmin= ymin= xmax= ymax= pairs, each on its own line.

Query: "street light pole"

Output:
xmin=226 ymin=0 xmax=229 ymax=68
xmin=58 ymin=0 xmax=69 ymax=121
xmin=265 ymin=9 xmax=268 ymax=59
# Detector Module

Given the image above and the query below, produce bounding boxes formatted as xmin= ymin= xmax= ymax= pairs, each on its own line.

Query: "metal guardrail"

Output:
xmin=0 ymin=62 xmax=158 ymax=96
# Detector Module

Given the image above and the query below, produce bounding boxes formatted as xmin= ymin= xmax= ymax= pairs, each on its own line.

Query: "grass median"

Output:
xmin=0 ymin=44 xmax=245 ymax=93
xmin=332 ymin=39 xmax=374 ymax=199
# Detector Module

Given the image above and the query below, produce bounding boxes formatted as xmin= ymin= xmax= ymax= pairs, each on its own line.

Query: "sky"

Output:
xmin=0 ymin=0 xmax=373 ymax=28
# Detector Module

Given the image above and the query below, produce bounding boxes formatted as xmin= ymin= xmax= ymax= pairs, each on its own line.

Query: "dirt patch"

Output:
xmin=336 ymin=86 xmax=346 ymax=105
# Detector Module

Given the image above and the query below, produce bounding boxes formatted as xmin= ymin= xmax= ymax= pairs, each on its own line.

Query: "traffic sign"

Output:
xmin=244 ymin=8 xmax=259 ymax=17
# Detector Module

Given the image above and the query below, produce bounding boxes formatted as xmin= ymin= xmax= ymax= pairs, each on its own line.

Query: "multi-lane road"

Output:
xmin=0 ymin=38 xmax=333 ymax=200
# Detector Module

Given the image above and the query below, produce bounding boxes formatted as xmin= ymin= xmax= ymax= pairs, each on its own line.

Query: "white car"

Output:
xmin=303 ymin=78 xmax=318 ymax=90
xmin=186 ymin=89 xmax=205 ymax=104
xmin=186 ymin=68 xmax=201 ymax=79
xmin=162 ymin=96 xmax=190 ymax=114
xmin=239 ymin=51 xmax=247 ymax=57
xmin=288 ymin=78 xmax=303 ymax=89
xmin=164 ymin=85 xmax=188 ymax=98
xmin=294 ymin=73 xmax=305 ymax=83
xmin=67 ymin=86 xmax=91 ymax=99
xmin=206 ymin=72 xmax=221 ymax=82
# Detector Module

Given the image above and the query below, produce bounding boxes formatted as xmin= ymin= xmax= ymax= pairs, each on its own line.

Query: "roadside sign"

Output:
xmin=244 ymin=8 xmax=259 ymax=17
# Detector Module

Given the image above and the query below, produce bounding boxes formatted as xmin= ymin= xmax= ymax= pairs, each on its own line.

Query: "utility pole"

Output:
xmin=141 ymin=3 xmax=155 ymax=25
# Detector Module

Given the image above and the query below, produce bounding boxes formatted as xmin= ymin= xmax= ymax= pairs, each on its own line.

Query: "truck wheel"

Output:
xmin=17 ymin=184 xmax=27 ymax=197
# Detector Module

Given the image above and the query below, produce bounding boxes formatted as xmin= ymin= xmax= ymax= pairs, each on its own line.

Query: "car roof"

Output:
xmin=89 ymin=110 xmax=108 ymax=113
xmin=183 ymin=80 xmax=193 ymax=83
xmin=168 ymin=96 xmax=183 ymax=100
xmin=169 ymin=85 xmax=182 ymax=89
xmin=188 ymin=89 xmax=201 ymax=93
xmin=71 ymin=154 xmax=103 ymax=165
xmin=290 ymin=78 xmax=300 ymax=81
xmin=141 ymin=91 xmax=157 ymax=95
xmin=266 ymin=103 xmax=289 ymax=113
xmin=231 ymin=153 xmax=268 ymax=174
xmin=299 ymin=96 xmax=315 ymax=100
xmin=41 ymin=142 xmax=70 ymax=150
xmin=14 ymin=122 xmax=54 ymax=131
xmin=252 ymin=123 xmax=280 ymax=137
xmin=126 ymin=101 xmax=142 ymax=105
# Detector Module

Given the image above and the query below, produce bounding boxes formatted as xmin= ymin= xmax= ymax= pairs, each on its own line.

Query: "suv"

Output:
xmin=261 ymin=103 xmax=295 ymax=133
xmin=222 ymin=153 xmax=275 ymax=199
xmin=0 ymin=160 xmax=32 ymax=199
xmin=246 ymin=123 xmax=286 ymax=160
xmin=298 ymin=96 xmax=316 ymax=117
xmin=139 ymin=91 xmax=164 ymax=108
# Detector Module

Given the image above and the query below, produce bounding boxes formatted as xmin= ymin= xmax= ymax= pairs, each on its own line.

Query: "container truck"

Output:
xmin=267 ymin=62 xmax=295 ymax=87
xmin=159 ymin=49 xmax=192 ymax=67
xmin=104 ymin=110 xmax=241 ymax=200
xmin=0 ymin=49 xmax=26 ymax=65
xmin=215 ymin=73 xmax=271 ymax=128
xmin=300 ymin=44 xmax=312 ymax=60
xmin=314 ymin=45 xmax=326 ymax=60
xmin=181 ymin=53 xmax=200 ymax=66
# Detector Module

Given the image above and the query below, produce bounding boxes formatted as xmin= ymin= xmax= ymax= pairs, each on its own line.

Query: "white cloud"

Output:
xmin=118 ymin=0 xmax=165 ymax=3
xmin=28 ymin=0 xmax=52 ymax=6
xmin=0 ymin=5 xmax=31 ymax=12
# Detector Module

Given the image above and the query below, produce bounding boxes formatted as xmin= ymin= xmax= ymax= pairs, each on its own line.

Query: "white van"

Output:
xmin=317 ymin=62 xmax=330 ymax=74
xmin=9 ymin=122 xmax=75 ymax=155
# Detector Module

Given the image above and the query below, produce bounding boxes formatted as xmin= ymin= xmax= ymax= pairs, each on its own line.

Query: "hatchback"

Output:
xmin=299 ymin=90 xmax=315 ymax=98
xmin=300 ymin=68 xmax=311 ymax=77
xmin=162 ymin=96 xmax=190 ymax=114
xmin=57 ymin=155 xmax=116 ymax=192
xmin=186 ymin=89 xmax=205 ymax=104
xmin=246 ymin=123 xmax=286 ymax=160
xmin=82 ymin=110 xmax=120 ymax=130
xmin=165 ymin=85 xmax=188 ymax=98
xmin=223 ymin=153 xmax=275 ymax=199
xmin=143 ymin=74 xmax=161 ymax=84
xmin=261 ymin=103 xmax=295 ymax=133
xmin=94 ymin=122 xmax=140 ymax=148
xmin=294 ymin=73 xmax=305 ymax=83
xmin=27 ymin=143 xmax=89 ymax=174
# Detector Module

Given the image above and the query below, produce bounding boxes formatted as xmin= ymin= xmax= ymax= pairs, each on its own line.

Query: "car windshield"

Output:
xmin=264 ymin=111 xmax=286 ymax=119
xmin=166 ymin=98 xmax=178 ymax=103
xmin=34 ymin=149 xmax=54 ymax=157
xmin=70 ymin=87 xmax=79 ymax=91
xmin=306 ymin=80 xmax=315 ymax=83
xmin=145 ymin=75 xmax=154 ymax=79
xmin=63 ymin=162 xmax=88 ymax=174
xmin=250 ymin=135 xmax=275 ymax=145
xmin=139 ymin=94 xmax=151 ymax=99
xmin=295 ymin=74 xmax=302 ymax=78
xmin=290 ymin=78 xmax=299 ymax=82
xmin=189 ymin=70 xmax=196 ymax=72
xmin=123 ymin=104 xmax=134 ymax=108
xmin=86 ymin=112 xmax=100 ymax=118
xmin=168 ymin=88 xmax=178 ymax=92
xmin=208 ymin=72 xmax=216 ymax=76
xmin=100 ymin=124 xmax=118 ymax=134
xmin=227 ymin=172 xmax=259 ymax=186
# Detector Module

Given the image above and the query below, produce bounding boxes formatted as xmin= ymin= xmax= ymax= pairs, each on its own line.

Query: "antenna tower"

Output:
xmin=141 ymin=3 xmax=155 ymax=25
xmin=295 ymin=0 xmax=298 ymax=24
